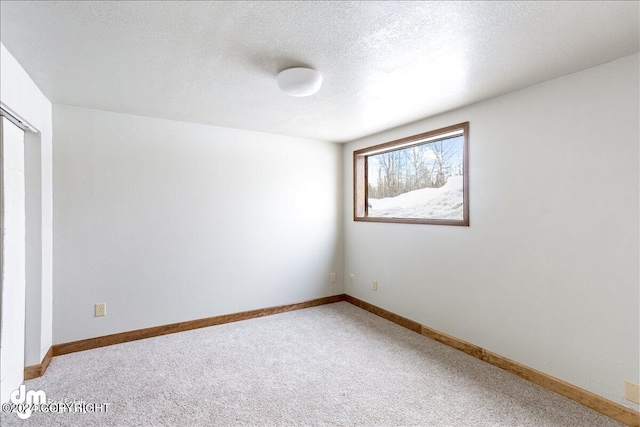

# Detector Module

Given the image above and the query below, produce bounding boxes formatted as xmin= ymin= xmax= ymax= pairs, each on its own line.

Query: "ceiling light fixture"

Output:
xmin=276 ymin=67 xmax=322 ymax=97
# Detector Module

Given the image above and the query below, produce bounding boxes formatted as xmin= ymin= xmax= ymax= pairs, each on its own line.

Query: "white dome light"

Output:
xmin=276 ymin=67 xmax=322 ymax=97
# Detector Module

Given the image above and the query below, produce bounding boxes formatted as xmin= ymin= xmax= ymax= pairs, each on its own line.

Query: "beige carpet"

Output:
xmin=0 ymin=302 xmax=624 ymax=426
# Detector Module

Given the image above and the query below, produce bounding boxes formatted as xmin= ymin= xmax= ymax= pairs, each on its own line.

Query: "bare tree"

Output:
xmin=427 ymin=139 xmax=459 ymax=187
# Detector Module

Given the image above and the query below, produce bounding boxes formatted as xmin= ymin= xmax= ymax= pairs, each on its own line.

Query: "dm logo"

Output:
xmin=10 ymin=385 xmax=46 ymax=419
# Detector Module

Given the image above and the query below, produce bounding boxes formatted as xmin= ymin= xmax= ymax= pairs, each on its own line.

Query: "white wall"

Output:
xmin=343 ymin=54 xmax=639 ymax=407
xmin=53 ymin=105 xmax=343 ymax=343
xmin=23 ymin=131 xmax=42 ymax=366
xmin=0 ymin=44 xmax=53 ymax=368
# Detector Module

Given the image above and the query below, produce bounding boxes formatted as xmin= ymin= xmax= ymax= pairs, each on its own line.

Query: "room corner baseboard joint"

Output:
xmin=23 ymin=346 xmax=53 ymax=381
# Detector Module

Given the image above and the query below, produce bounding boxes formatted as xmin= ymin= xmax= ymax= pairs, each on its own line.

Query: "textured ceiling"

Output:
xmin=1 ymin=1 xmax=638 ymax=142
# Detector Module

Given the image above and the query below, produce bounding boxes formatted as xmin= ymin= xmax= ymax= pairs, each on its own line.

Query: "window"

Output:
xmin=354 ymin=122 xmax=469 ymax=226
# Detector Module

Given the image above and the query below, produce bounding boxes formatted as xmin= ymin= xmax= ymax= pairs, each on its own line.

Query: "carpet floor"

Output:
xmin=0 ymin=302 xmax=624 ymax=426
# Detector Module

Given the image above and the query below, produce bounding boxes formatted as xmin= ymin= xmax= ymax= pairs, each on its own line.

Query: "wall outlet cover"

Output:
xmin=95 ymin=303 xmax=106 ymax=317
xmin=624 ymin=380 xmax=640 ymax=404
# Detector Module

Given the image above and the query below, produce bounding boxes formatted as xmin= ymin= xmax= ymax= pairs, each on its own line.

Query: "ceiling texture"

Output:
xmin=1 ymin=1 xmax=638 ymax=142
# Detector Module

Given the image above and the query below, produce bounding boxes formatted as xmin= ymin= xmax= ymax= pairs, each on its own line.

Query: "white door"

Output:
xmin=0 ymin=116 xmax=26 ymax=404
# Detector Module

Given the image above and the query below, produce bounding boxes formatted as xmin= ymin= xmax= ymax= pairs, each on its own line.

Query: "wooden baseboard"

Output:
xmin=53 ymin=294 xmax=345 ymax=356
xmin=344 ymin=295 xmax=639 ymax=427
xmin=343 ymin=294 xmax=422 ymax=333
xmin=23 ymin=346 xmax=53 ymax=380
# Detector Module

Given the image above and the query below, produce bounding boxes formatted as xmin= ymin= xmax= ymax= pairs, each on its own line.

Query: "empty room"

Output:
xmin=1 ymin=1 xmax=639 ymax=426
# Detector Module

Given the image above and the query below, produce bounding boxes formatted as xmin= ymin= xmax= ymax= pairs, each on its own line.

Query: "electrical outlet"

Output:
xmin=350 ymin=274 xmax=355 ymax=283
xmin=624 ymin=380 xmax=640 ymax=404
xmin=330 ymin=272 xmax=336 ymax=283
xmin=95 ymin=303 xmax=106 ymax=317
xmin=372 ymin=280 xmax=378 ymax=291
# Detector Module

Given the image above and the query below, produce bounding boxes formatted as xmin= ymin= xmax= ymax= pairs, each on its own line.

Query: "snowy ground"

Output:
xmin=368 ymin=176 xmax=463 ymax=220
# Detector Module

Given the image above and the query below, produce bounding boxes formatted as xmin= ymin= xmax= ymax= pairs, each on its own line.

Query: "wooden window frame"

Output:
xmin=353 ymin=122 xmax=469 ymax=226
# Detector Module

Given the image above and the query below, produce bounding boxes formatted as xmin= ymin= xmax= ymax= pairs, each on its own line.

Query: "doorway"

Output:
xmin=0 ymin=115 xmax=26 ymax=403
